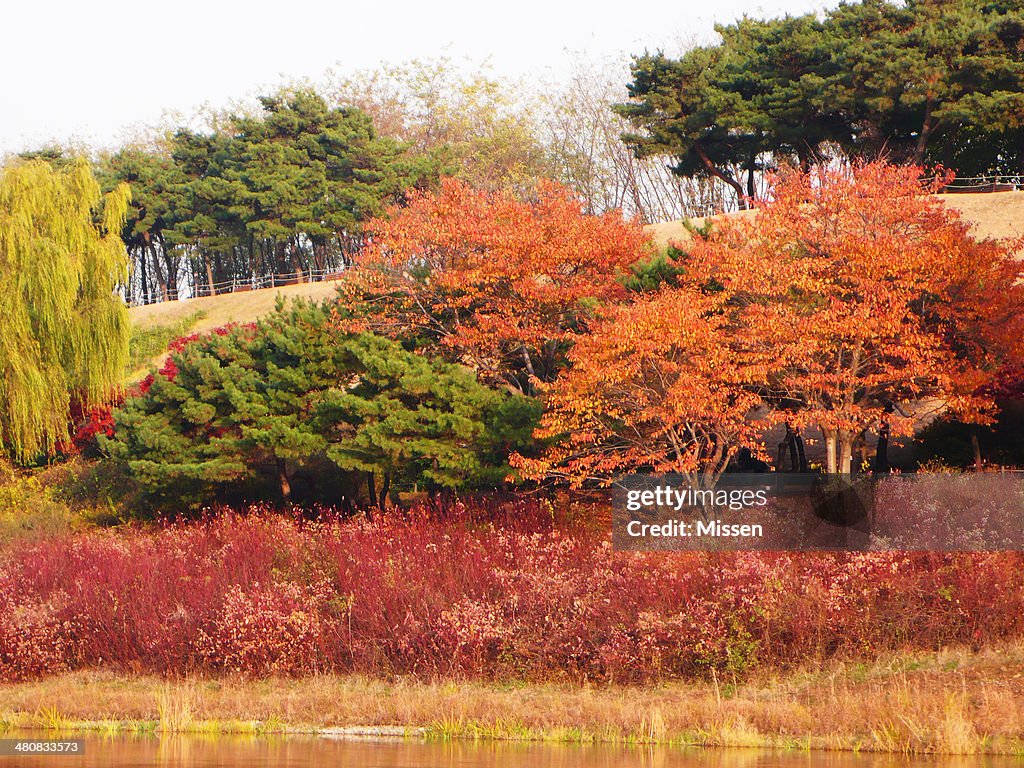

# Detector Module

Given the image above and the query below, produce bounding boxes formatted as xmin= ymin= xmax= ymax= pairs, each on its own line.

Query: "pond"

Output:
xmin=0 ymin=733 xmax=1019 ymax=768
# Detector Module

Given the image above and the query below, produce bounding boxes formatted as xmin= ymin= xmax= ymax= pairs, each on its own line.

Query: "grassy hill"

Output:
xmin=129 ymin=279 xmax=343 ymax=334
xmin=126 ymin=279 xmax=343 ymax=380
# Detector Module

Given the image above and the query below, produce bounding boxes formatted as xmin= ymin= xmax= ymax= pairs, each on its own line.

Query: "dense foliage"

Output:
xmin=520 ymin=163 xmax=1024 ymax=481
xmin=0 ymin=159 xmax=131 ymax=463
xmin=100 ymin=90 xmax=439 ymax=304
xmin=618 ymin=0 xmax=1024 ymax=199
xmin=103 ymin=301 xmax=539 ymax=508
xmin=689 ymin=163 xmax=1024 ymax=473
xmin=3 ymin=502 xmax=1024 ymax=681
xmin=340 ymin=178 xmax=649 ymax=394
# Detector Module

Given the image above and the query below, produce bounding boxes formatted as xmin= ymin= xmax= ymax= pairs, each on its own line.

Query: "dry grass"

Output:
xmin=128 ymin=280 xmax=342 ymax=334
xmin=645 ymin=191 xmax=1024 ymax=248
xmin=124 ymin=280 xmax=342 ymax=381
xmin=941 ymin=191 xmax=1024 ymax=242
xmin=3 ymin=643 xmax=1024 ymax=753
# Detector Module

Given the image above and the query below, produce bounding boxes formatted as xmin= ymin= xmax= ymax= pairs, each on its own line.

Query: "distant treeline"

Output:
xmin=18 ymin=0 xmax=1024 ymax=304
xmin=618 ymin=0 xmax=1024 ymax=207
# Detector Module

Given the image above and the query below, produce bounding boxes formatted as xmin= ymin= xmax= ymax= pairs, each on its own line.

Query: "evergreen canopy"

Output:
xmin=103 ymin=300 xmax=539 ymax=508
xmin=617 ymin=0 xmax=1024 ymax=198
xmin=100 ymin=90 xmax=441 ymax=303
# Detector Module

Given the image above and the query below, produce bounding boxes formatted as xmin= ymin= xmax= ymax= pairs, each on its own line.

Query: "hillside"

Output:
xmin=128 ymin=279 xmax=343 ymax=333
xmin=646 ymin=190 xmax=1024 ymax=247
xmin=125 ymin=279 xmax=343 ymax=380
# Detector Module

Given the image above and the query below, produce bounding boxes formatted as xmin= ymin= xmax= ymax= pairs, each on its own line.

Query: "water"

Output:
xmin=0 ymin=733 xmax=1017 ymax=768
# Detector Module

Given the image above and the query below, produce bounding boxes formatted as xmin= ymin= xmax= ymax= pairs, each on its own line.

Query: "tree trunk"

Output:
xmin=366 ymin=472 xmax=377 ymax=510
xmin=154 ymin=235 xmax=177 ymax=299
xmin=972 ymin=433 xmax=984 ymax=472
xmin=379 ymin=472 xmax=391 ymax=510
xmin=874 ymin=422 xmax=890 ymax=473
xmin=149 ymin=244 xmax=169 ymax=301
xmin=139 ymin=247 xmax=150 ymax=304
xmin=778 ymin=423 xmax=798 ymax=471
xmin=912 ymin=98 xmax=936 ymax=164
xmin=838 ymin=432 xmax=854 ymax=475
xmin=794 ymin=430 xmax=808 ymax=472
xmin=823 ymin=426 xmax=838 ymax=474
xmin=204 ymin=255 xmax=216 ymax=297
xmin=874 ymin=403 xmax=893 ymax=473
xmin=277 ymin=458 xmax=291 ymax=502
xmin=694 ymin=145 xmax=748 ymax=210
xmin=293 ymin=254 xmax=305 ymax=283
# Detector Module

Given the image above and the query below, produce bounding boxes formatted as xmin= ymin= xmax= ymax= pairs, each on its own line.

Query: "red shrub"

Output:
xmin=197 ymin=580 xmax=336 ymax=676
xmin=1 ymin=501 xmax=1023 ymax=681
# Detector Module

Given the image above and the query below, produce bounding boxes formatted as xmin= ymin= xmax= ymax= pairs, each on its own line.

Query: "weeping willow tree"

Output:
xmin=0 ymin=158 xmax=131 ymax=463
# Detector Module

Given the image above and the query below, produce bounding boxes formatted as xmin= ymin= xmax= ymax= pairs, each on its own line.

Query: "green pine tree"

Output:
xmin=103 ymin=300 xmax=539 ymax=509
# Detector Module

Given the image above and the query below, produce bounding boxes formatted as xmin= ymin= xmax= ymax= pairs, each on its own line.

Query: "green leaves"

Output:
xmin=100 ymin=89 xmax=441 ymax=302
xmin=619 ymin=0 xmax=1024 ymax=183
xmin=104 ymin=300 xmax=539 ymax=508
xmin=0 ymin=159 xmax=131 ymax=463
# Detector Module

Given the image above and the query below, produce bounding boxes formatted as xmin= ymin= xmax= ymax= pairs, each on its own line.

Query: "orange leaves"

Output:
xmin=343 ymin=178 xmax=651 ymax=391
xmin=339 ymin=163 xmax=1022 ymax=482
xmin=689 ymin=162 xmax=1024 ymax=465
xmin=527 ymin=161 xmax=1024 ymax=482
xmin=516 ymin=288 xmax=768 ymax=486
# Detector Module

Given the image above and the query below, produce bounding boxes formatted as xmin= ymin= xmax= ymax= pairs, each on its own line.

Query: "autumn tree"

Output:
xmin=328 ymin=58 xmax=556 ymax=195
xmin=0 ymin=158 xmax=131 ymax=463
xmin=340 ymin=178 xmax=650 ymax=393
xmin=689 ymin=162 xmax=1024 ymax=474
xmin=512 ymin=288 xmax=767 ymax=488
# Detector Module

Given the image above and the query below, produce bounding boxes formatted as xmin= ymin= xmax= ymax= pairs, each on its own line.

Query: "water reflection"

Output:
xmin=1 ymin=733 xmax=1018 ymax=768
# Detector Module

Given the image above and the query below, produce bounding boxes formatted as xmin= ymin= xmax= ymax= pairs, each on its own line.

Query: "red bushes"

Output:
xmin=2 ymin=502 xmax=1024 ymax=682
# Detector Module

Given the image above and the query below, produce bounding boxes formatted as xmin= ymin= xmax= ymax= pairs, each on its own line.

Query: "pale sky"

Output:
xmin=1 ymin=0 xmax=832 ymax=155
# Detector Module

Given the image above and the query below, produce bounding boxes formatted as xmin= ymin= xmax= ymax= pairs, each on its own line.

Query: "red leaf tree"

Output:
xmin=688 ymin=162 xmax=1024 ymax=473
xmin=339 ymin=178 xmax=650 ymax=393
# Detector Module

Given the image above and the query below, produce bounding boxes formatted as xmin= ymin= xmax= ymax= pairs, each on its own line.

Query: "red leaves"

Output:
xmin=3 ymin=507 xmax=1024 ymax=681
xmin=343 ymin=178 xmax=651 ymax=388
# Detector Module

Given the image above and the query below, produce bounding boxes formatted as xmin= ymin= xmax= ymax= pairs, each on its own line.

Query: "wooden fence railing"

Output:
xmin=129 ymin=268 xmax=346 ymax=308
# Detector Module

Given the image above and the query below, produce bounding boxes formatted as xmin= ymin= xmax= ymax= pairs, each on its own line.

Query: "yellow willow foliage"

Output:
xmin=0 ymin=158 xmax=131 ymax=462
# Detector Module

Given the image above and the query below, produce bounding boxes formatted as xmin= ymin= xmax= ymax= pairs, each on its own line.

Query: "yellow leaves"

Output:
xmin=0 ymin=158 xmax=131 ymax=462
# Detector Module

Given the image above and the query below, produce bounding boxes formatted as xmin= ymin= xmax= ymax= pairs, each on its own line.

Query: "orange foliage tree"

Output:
xmin=338 ymin=178 xmax=650 ymax=393
xmin=687 ymin=162 xmax=1024 ymax=474
xmin=511 ymin=288 xmax=770 ymax=487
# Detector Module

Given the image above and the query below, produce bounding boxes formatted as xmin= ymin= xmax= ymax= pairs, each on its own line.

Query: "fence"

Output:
xmin=940 ymin=174 xmax=1024 ymax=193
xmin=129 ymin=268 xmax=347 ymax=308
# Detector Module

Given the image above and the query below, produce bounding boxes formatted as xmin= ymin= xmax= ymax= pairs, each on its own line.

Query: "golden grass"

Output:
xmin=645 ymin=190 xmax=1024 ymax=248
xmin=128 ymin=280 xmax=342 ymax=334
xmin=2 ymin=643 xmax=1024 ymax=753
xmin=941 ymin=190 xmax=1024 ymax=242
xmin=124 ymin=280 xmax=342 ymax=381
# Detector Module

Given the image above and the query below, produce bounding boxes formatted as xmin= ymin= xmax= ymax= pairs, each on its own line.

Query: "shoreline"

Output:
xmin=2 ymin=643 xmax=1024 ymax=755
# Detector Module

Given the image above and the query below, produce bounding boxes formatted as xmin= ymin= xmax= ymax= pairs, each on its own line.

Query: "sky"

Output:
xmin=1 ymin=0 xmax=833 ymax=155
